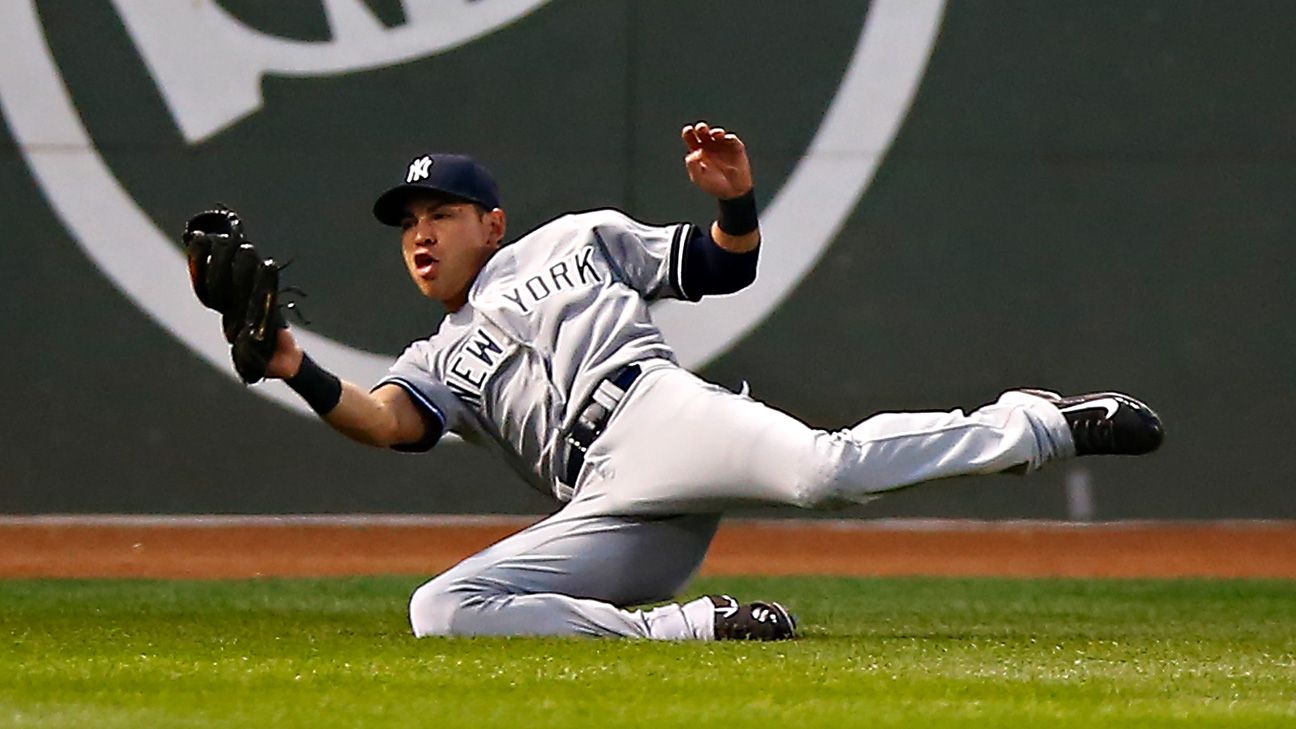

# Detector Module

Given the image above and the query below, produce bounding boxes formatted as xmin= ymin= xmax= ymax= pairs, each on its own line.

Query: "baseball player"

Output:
xmin=184 ymin=121 xmax=1163 ymax=641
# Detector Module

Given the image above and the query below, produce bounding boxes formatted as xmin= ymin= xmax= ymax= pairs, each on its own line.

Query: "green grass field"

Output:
xmin=3 ymin=577 xmax=1293 ymax=728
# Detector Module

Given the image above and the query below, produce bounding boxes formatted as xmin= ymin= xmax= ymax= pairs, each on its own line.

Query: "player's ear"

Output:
xmin=484 ymin=207 xmax=506 ymax=247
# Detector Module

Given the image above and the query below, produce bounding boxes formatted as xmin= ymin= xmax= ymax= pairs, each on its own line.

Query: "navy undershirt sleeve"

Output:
xmin=675 ymin=225 xmax=760 ymax=300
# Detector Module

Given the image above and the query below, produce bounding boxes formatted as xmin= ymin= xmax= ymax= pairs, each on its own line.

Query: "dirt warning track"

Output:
xmin=1 ymin=517 xmax=1293 ymax=580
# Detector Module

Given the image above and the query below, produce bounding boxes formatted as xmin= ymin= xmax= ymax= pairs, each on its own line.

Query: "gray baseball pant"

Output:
xmin=409 ymin=365 xmax=1074 ymax=639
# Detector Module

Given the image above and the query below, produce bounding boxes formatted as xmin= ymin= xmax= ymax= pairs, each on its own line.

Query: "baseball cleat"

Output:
xmin=1020 ymin=389 xmax=1164 ymax=456
xmin=708 ymin=594 xmax=798 ymax=641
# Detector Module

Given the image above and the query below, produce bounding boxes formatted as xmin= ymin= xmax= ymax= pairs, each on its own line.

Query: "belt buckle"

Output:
xmin=560 ymin=363 xmax=642 ymax=488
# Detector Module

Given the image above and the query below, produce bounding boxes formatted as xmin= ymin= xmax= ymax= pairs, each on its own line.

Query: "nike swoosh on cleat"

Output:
xmin=714 ymin=596 xmax=739 ymax=619
xmin=1059 ymin=398 xmax=1120 ymax=419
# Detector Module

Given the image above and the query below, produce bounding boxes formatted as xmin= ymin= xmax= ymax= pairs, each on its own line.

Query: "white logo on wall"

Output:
xmin=114 ymin=0 xmax=554 ymax=144
xmin=0 ymin=0 xmax=945 ymax=417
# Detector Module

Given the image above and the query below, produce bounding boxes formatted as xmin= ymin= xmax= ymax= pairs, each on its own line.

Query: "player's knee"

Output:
xmin=408 ymin=579 xmax=476 ymax=637
xmin=790 ymin=480 xmax=838 ymax=510
xmin=790 ymin=450 xmax=853 ymax=510
xmin=782 ymin=428 xmax=865 ymax=508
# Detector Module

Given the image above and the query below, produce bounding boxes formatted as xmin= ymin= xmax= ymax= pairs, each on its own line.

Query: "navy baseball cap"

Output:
xmin=372 ymin=153 xmax=502 ymax=226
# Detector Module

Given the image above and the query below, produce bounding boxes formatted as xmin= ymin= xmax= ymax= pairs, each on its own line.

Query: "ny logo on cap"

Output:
xmin=406 ymin=155 xmax=433 ymax=183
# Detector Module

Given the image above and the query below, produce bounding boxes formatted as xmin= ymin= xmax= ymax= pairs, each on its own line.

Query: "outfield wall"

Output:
xmin=2 ymin=1 xmax=1292 ymax=518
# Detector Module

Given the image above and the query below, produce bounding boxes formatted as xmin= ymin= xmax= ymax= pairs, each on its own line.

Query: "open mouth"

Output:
xmin=413 ymin=250 xmax=438 ymax=277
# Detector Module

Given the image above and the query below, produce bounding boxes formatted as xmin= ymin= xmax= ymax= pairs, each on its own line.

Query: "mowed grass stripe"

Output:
xmin=2 ymin=577 xmax=1293 ymax=728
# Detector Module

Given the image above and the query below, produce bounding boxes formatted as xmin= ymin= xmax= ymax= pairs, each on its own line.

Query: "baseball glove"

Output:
xmin=182 ymin=205 xmax=285 ymax=384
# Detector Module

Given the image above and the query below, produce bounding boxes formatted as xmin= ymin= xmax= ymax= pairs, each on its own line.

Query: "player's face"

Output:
xmin=399 ymin=195 xmax=506 ymax=310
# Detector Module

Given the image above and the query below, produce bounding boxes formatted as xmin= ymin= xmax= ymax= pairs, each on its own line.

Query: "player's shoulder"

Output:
xmin=512 ymin=208 xmax=637 ymax=245
xmin=559 ymin=208 xmax=638 ymax=228
xmin=396 ymin=313 xmax=466 ymax=354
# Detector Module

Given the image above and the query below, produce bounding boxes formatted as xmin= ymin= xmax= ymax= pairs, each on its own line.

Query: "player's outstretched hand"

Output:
xmin=681 ymin=121 xmax=753 ymax=200
xmin=264 ymin=328 xmax=305 ymax=380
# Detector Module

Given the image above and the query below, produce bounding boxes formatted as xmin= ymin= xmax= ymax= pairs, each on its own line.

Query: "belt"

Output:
xmin=562 ymin=363 xmax=643 ymax=487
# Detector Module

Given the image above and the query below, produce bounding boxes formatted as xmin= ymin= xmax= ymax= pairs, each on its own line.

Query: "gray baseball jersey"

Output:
xmin=378 ymin=210 xmax=696 ymax=498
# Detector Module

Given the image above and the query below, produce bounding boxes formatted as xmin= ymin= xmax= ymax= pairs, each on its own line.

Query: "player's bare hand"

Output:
xmin=682 ymin=121 xmax=754 ymax=200
xmin=264 ymin=328 xmax=305 ymax=380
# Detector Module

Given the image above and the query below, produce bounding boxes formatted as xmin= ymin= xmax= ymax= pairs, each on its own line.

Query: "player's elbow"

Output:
xmin=339 ymin=416 xmax=439 ymax=453
xmin=321 ymin=404 xmax=400 ymax=448
xmin=359 ymin=420 xmax=407 ymax=449
xmin=325 ymin=385 xmax=444 ymax=452
xmin=705 ymin=251 xmax=759 ymax=295
xmin=678 ymin=226 xmax=760 ymax=299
